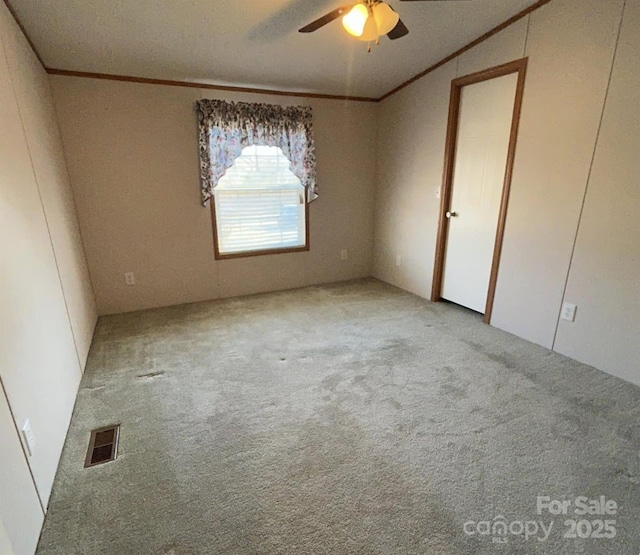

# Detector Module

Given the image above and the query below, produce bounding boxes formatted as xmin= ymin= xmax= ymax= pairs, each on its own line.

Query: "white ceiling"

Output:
xmin=11 ymin=0 xmax=540 ymax=98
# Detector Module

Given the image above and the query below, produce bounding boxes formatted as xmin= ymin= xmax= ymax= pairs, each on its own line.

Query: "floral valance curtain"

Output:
xmin=195 ymin=99 xmax=317 ymax=206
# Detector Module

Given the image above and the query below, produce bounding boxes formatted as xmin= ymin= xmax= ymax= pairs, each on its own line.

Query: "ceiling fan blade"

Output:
xmin=298 ymin=5 xmax=353 ymax=33
xmin=397 ymin=0 xmax=469 ymax=2
xmin=387 ymin=18 xmax=409 ymax=40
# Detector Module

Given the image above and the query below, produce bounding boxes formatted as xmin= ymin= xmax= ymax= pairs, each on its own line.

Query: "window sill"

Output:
xmin=214 ymin=244 xmax=309 ymax=260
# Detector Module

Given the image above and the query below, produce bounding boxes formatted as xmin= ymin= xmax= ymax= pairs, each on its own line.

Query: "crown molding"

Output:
xmin=378 ymin=0 xmax=552 ymax=101
xmin=45 ymin=69 xmax=379 ymax=102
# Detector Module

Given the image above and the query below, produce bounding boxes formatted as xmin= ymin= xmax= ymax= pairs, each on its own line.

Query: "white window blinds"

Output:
xmin=214 ymin=145 xmax=306 ymax=255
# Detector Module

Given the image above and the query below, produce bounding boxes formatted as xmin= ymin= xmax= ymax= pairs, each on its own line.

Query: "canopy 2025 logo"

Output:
xmin=463 ymin=495 xmax=618 ymax=544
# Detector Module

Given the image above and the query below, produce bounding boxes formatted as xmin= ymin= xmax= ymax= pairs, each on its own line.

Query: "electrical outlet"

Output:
xmin=22 ymin=419 xmax=36 ymax=457
xmin=340 ymin=249 xmax=348 ymax=260
xmin=124 ymin=272 xmax=136 ymax=286
xmin=561 ymin=302 xmax=577 ymax=322
xmin=396 ymin=255 xmax=402 ymax=267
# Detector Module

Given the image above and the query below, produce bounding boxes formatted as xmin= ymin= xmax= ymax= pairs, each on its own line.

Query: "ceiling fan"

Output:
xmin=299 ymin=0 xmax=468 ymax=50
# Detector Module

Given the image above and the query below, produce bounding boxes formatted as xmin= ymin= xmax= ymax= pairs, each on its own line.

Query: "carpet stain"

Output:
xmin=83 ymin=384 xmax=105 ymax=391
xmin=387 ymin=398 xmax=402 ymax=410
xmin=136 ymin=371 xmax=165 ymax=380
xmin=439 ymin=380 xmax=469 ymax=400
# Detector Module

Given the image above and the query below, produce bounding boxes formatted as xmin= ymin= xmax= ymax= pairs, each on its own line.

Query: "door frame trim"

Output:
xmin=430 ymin=57 xmax=528 ymax=323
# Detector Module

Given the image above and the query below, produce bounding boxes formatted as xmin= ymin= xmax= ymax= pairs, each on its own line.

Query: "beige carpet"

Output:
xmin=37 ymin=279 xmax=640 ymax=554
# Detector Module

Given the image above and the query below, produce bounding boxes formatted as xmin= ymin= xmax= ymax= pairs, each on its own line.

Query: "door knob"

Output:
xmin=446 ymin=211 xmax=458 ymax=219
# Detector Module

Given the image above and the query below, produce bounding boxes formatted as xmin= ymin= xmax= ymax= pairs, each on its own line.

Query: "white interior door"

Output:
xmin=441 ymin=73 xmax=518 ymax=313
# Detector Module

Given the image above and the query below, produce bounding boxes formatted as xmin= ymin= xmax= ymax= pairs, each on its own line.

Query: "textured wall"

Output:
xmin=554 ymin=0 xmax=640 ymax=385
xmin=489 ymin=0 xmax=624 ymax=347
xmin=50 ymin=78 xmax=378 ymax=315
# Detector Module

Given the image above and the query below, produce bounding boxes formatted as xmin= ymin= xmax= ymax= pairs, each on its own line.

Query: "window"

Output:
xmin=195 ymin=99 xmax=316 ymax=258
xmin=212 ymin=145 xmax=308 ymax=258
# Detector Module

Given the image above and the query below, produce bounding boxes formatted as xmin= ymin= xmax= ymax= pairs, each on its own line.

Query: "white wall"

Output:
xmin=50 ymin=78 xmax=378 ymax=315
xmin=0 ymin=387 xmax=42 ymax=555
xmin=554 ymin=0 xmax=640 ymax=385
xmin=374 ymin=60 xmax=454 ymax=299
xmin=0 ymin=2 xmax=97 ymax=552
xmin=2 ymin=28 xmax=97 ymax=366
xmin=374 ymin=0 xmax=639 ymax=385
xmin=0 ymin=518 xmax=15 ymax=555
xmin=490 ymin=0 xmax=624 ymax=347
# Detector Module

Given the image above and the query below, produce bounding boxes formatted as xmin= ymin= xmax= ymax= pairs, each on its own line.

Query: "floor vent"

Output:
xmin=84 ymin=425 xmax=120 ymax=468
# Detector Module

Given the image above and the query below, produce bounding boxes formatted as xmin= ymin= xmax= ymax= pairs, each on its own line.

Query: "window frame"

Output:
xmin=210 ymin=188 xmax=310 ymax=261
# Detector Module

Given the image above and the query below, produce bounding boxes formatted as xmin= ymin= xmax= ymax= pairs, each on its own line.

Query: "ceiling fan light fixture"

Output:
xmin=358 ymin=12 xmax=379 ymax=41
xmin=372 ymin=3 xmax=400 ymax=36
xmin=342 ymin=3 xmax=369 ymax=37
xmin=298 ymin=0 xmax=409 ymax=47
